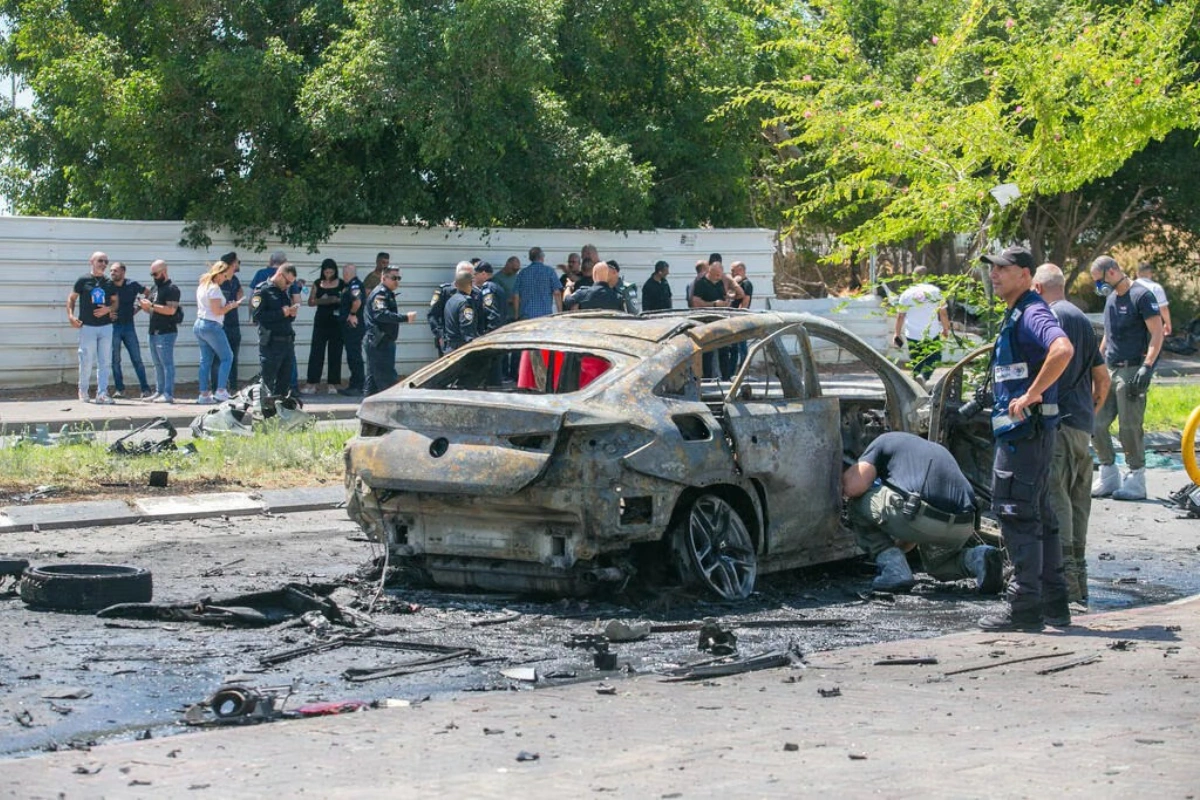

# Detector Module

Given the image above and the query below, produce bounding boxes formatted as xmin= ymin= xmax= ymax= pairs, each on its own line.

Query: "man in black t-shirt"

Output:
xmin=67 ymin=251 xmax=119 ymax=404
xmin=137 ymin=259 xmax=181 ymax=403
xmin=642 ymin=260 xmax=672 ymax=311
xmin=842 ymin=432 xmax=1003 ymax=594
xmin=689 ymin=260 xmax=744 ymax=380
xmin=730 ymin=261 xmax=754 ymax=372
xmin=107 ymin=261 xmax=152 ymax=399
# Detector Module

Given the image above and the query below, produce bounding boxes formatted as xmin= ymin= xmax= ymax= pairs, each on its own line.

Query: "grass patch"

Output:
xmin=1144 ymin=384 xmax=1199 ymax=432
xmin=0 ymin=424 xmax=354 ymax=497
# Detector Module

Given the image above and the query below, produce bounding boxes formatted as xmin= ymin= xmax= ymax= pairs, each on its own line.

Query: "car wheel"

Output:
xmin=19 ymin=564 xmax=153 ymax=612
xmin=672 ymin=494 xmax=757 ymax=600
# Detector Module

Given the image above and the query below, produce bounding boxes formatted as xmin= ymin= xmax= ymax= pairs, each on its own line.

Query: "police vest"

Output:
xmin=990 ymin=290 xmax=1059 ymax=440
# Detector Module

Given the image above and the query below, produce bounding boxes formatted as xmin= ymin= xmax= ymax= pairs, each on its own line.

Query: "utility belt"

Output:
xmin=881 ymin=484 xmax=974 ymax=525
xmin=366 ymin=330 xmax=397 ymax=348
xmin=1107 ymin=359 xmax=1142 ymax=368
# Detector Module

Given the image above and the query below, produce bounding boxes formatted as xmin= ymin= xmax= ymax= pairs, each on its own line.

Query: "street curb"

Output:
xmin=0 ymin=486 xmax=346 ymax=534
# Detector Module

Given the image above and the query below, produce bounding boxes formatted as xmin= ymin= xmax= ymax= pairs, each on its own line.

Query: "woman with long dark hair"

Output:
xmin=302 ymin=258 xmax=346 ymax=393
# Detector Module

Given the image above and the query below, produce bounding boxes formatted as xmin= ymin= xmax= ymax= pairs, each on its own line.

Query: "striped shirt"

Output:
xmin=513 ymin=262 xmax=561 ymax=320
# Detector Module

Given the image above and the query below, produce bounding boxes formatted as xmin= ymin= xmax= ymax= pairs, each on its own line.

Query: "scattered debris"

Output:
xmin=1035 ymin=655 xmax=1101 ymax=675
xmin=663 ymin=647 xmax=799 ymax=682
xmin=41 ymin=687 xmax=93 ymax=700
xmin=1135 ymin=738 xmax=1165 ymax=745
xmin=470 ymin=610 xmax=522 ymax=628
xmin=1166 ymin=482 xmax=1200 ymax=518
xmin=593 ymin=645 xmax=618 ymax=671
xmin=874 ymin=657 xmax=938 ymax=666
xmin=109 ymin=417 xmax=177 ymax=455
xmin=500 ymin=667 xmax=538 ymax=683
xmin=1108 ymin=640 xmax=1136 ymax=651
xmin=73 ymin=764 xmax=103 ymax=775
xmin=483 ymin=727 xmax=505 ymax=735
xmin=697 ymin=620 xmax=738 ymax=655
xmin=295 ymin=700 xmax=368 ymax=717
xmin=783 ymin=742 xmax=799 ymax=752
xmin=848 ymin=752 xmax=868 ymax=760
xmin=343 ymin=649 xmax=476 ymax=682
xmin=648 ymin=617 xmax=849 ymax=634
xmin=515 ymin=751 xmax=540 ymax=762
xmin=13 ymin=709 xmax=33 ymax=728
xmin=604 ymin=619 xmax=650 ymax=642
xmin=944 ymin=651 xmax=1076 ymax=676
xmin=818 ymin=687 xmax=842 ymax=698
xmin=1098 ymin=553 xmax=1116 ymax=561
xmin=184 ymin=681 xmax=295 ymax=727
xmin=200 ymin=558 xmax=245 ymax=578
xmin=99 ymin=583 xmax=344 ymax=628
xmin=596 ymin=684 xmax=617 ymax=695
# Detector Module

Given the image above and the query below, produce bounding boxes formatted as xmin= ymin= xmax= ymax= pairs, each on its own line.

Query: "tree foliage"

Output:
xmin=0 ymin=0 xmax=769 ymax=248
xmin=732 ymin=0 xmax=1200 ymax=274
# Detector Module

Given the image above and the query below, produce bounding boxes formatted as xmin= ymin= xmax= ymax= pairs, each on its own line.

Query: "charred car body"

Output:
xmin=345 ymin=310 xmax=991 ymax=600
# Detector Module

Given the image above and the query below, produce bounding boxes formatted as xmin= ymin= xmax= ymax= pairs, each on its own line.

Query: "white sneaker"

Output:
xmin=1112 ymin=468 xmax=1146 ymax=501
xmin=144 ymin=392 xmax=162 ymax=402
xmin=78 ymin=392 xmax=90 ymax=403
xmin=111 ymin=389 xmax=124 ymax=399
xmin=1091 ymin=464 xmax=1120 ymax=497
xmin=196 ymin=393 xmax=216 ymax=405
xmin=214 ymin=389 xmax=231 ymax=402
xmin=94 ymin=394 xmax=115 ymax=405
xmin=299 ymin=384 xmax=318 ymax=395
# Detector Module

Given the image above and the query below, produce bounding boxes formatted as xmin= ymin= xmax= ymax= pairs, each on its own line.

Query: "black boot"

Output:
xmin=979 ymin=605 xmax=1044 ymax=633
xmin=1042 ymin=594 xmax=1072 ymax=627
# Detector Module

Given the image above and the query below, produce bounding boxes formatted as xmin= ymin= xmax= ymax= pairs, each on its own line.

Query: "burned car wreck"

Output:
xmin=345 ymin=309 xmax=991 ymax=600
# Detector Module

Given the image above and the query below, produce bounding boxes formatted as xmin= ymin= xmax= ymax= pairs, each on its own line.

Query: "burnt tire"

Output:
xmin=670 ymin=494 xmax=757 ymax=601
xmin=19 ymin=564 xmax=152 ymax=612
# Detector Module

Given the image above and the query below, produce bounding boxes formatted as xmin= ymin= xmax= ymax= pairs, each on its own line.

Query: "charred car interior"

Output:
xmin=345 ymin=310 xmax=988 ymax=600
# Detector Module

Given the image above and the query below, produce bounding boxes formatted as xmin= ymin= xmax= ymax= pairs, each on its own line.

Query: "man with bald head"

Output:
xmin=1033 ymin=263 xmax=1110 ymax=610
xmin=137 ymin=259 xmax=182 ymax=403
xmin=67 ymin=251 xmax=119 ymax=403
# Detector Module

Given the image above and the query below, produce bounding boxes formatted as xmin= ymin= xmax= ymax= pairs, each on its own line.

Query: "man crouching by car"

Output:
xmin=842 ymin=432 xmax=1003 ymax=594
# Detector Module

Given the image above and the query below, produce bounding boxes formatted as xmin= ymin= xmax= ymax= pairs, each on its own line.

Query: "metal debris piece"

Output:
xmin=1035 ymin=654 xmax=1101 ymax=675
xmin=783 ymin=743 xmax=799 ymax=752
xmin=261 ymin=633 xmax=473 ymax=668
xmin=697 ymin=620 xmax=737 ymax=655
xmin=848 ymin=752 xmax=868 ymax=760
xmin=13 ymin=710 xmax=33 ymax=728
xmin=98 ymin=583 xmax=345 ymax=628
xmin=874 ymin=657 xmax=938 ymax=666
xmin=515 ymin=751 xmax=540 ymax=762
xmin=649 ymin=617 xmax=849 ymax=633
xmin=185 ymin=682 xmax=296 ymax=726
xmin=945 ymin=651 xmax=1076 ymax=676
xmin=342 ymin=649 xmax=475 ymax=682
xmin=604 ymin=619 xmax=651 ymax=642
xmin=500 ymin=667 xmax=538 ymax=683
xmin=470 ymin=610 xmax=522 ymax=627
xmin=594 ymin=648 xmax=618 ymax=671
xmin=41 ymin=688 xmax=93 ymax=700
xmin=295 ymin=701 xmax=368 ymax=717
xmin=200 ymin=558 xmax=245 ymax=578
xmin=818 ymin=687 xmax=842 ymax=698
xmin=1108 ymin=640 xmax=1136 ymax=651
xmin=663 ymin=648 xmax=798 ymax=682
xmin=596 ymin=684 xmax=617 ymax=695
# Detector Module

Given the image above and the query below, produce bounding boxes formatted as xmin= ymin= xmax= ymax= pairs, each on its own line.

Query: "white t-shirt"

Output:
xmin=1135 ymin=277 xmax=1169 ymax=307
xmin=897 ymin=282 xmax=943 ymax=339
xmin=196 ymin=283 xmax=226 ymax=322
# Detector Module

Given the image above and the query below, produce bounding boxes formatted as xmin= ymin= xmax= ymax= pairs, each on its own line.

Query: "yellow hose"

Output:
xmin=1184 ymin=404 xmax=1200 ymax=485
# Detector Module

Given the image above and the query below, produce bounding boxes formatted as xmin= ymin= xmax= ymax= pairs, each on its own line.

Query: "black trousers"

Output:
xmin=702 ymin=346 xmax=737 ymax=381
xmin=364 ymin=340 xmax=396 ymax=396
xmin=343 ymin=328 xmax=365 ymax=390
xmin=259 ymin=336 xmax=295 ymax=398
xmin=992 ymin=426 xmax=1067 ymax=612
xmin=211 ymin=325 xmax=241 ymax=392
xmin=306 ymin=316 xmax=343 ymax=385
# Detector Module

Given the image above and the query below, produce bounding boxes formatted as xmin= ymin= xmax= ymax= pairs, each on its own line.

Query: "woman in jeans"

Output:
xmin=193 ymin=260 xmax=242 ymax=404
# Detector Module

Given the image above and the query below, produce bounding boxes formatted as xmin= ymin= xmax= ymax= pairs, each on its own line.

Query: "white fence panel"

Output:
xmin=0 ymin=218 xmax=776 ymax=388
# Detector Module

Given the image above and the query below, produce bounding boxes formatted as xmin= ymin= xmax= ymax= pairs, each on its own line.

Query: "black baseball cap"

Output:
xmin=980 ymin=245 xmax=1035 ymax=271
xmin=474 ymin=261 xmax=494 ymax=274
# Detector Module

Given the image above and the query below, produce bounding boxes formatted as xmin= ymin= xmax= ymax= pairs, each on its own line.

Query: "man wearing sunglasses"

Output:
xmin=364 ymin=265 xmax=418 ymax=396
xmin=66 ymin=251 xmax=119 ymax=404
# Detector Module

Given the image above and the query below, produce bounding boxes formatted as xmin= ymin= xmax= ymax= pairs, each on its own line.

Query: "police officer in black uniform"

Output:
xmin=364 ymin=265 xmax=418 ymax=396
xmin=250 ymin=263 xmax=299 ymax=403
xmin=472 ymin=262 xmax=507 ymax=335
xmin=976 ymin=246 xmax=1075 ymax=632
xmin=442 ymin=273 xmax=479 ymax=352
xmin=338 ymin=263 xmax=366 ymax=396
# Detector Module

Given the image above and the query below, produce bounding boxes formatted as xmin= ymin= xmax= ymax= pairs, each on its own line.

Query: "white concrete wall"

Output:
xmin=0 ymin=217 xmax=777 ymax=388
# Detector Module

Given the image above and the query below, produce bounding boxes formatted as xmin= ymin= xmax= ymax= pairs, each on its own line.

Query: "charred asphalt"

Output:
xmin=1 ymin=468 xmax=1198 ymax=758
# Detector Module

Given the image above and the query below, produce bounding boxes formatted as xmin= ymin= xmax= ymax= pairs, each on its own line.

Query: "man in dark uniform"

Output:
xmin=364 ymin=265 xmax=418 ymax=396
xmin=107 ymin=261 xmax=152 ymax=399
xmin=843 ymin=432 xmax=1003 ymax=594
xmin=337 ymin=263 xmax=366 ymax=397
xmin=977 ymin=245 xmax=1074 ymax=632
xmin=1089 ymin=256 xmax=1165 ymax=502
xmin=250 ymin=263 xmax=299 ymax=402
xmin=564 ymin=262 xmax=624 ymax=311
xmin=1034 ymin=263 xmax=1111 ymax=610
xmin=608 ymin=261 xmax=640 ymax=313
xmin=443 ymin=273 xmax=479 ymax=352
xmin=642 ymin=260 xmax=672 ymax=311
xmin=428 ymin=261 xmax=474 ymax=356
xmin=213 ymin=251 xmax=244 ymax=393
xmin=472 ymin=262 xmax=507 ymax=334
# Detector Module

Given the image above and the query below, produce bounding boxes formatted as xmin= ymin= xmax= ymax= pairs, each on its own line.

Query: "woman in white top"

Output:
xmin=193 ymin=261 xmax=242 ymax=404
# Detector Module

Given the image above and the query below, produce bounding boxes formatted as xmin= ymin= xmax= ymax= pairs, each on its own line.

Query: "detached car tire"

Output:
xmin=19 ymin=564 xmax=152 ymax=612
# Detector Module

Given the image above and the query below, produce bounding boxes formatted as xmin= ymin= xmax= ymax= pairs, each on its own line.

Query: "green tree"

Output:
xmin=732 ymin=0 xmax=1200 ymax=273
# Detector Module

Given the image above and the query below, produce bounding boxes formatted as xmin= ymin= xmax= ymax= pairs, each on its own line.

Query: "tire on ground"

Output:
xmin=19 ymin=564 xmax=152 ymax=611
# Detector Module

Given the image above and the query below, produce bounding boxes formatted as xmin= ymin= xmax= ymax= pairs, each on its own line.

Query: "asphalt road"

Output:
xmin=1 ymin=467 xmax=1198 ymax=758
